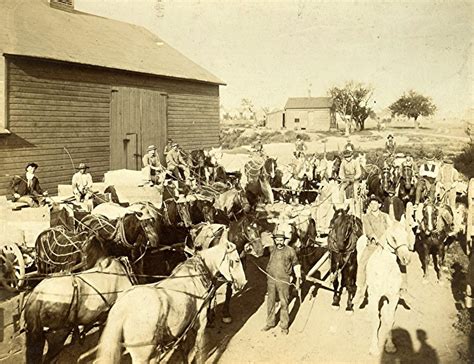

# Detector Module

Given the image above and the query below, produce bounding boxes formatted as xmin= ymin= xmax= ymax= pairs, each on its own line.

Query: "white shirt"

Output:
xmin=419 ymin=162 xmax=439 ymax=179
xmin=72 ymin=172 xmax=93 ymax=193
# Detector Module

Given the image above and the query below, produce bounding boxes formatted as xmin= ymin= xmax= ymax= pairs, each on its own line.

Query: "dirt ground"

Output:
xmin=3 ymin=124 xmax=471 ymax=363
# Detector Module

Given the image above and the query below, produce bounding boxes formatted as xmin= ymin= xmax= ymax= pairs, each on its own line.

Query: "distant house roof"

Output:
xmin=285 ymin=97 xmax=333 ymax=110
xmin=0 ymin=0 xmax=225 ymax=85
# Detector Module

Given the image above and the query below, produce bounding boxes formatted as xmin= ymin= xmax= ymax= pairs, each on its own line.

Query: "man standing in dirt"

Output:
xmin=262 ymin=228 xmax=301 ymax=335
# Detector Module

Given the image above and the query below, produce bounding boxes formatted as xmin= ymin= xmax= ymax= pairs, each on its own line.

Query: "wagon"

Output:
xmin=467 ymin=178 xmax=474 ymax=256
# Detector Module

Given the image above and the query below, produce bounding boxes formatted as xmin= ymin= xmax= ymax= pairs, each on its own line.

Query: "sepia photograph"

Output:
xmin=0 ymin=0 xmax=473 ymax=363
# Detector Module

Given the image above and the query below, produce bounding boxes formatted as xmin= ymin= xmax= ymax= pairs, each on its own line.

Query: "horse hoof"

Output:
xmin=331 ymin=305 xmax=340 ymax=311
xmin=345 ymin=309 xmax=354 ymax=316
xmin=222 ymin=317 xmax=232 ymax=324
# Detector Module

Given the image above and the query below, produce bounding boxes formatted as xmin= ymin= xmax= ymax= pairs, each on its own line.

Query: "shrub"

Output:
xmin=455 ymin=143 xmax=474 ymax=179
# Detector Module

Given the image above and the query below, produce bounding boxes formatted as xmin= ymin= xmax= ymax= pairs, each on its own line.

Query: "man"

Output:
xmin=72 ymin=162 xmax=93 ymax=203
xmin=382 ymin=185 xmax=405 ymax=222
xmin=262 ymin=228 xmax=301 ymax=335
xmin=385 ymin=134 xmax=396 ymax=156
xmin=252 ymin=136 xmax=264 ymax=155
xmin=294 ymin=135 xmax=307 ymax=157
xmin=415 ymin=153 xmax=439 ymax=205
xmin=354 ymin=194 xmax=393 ymax=305
xmin=437 ymin=157 xmax=460 ymax=209
xmin=163 ymin=138 xmax=173 ymax=159
xmin=142 ymin=145 xmax=164 ymax=186
xmin=166 ymin=143 xmax=188 ymax=181
xmin=339 ymin=146 xmax=362 ymax=215
xmin=11 ymin=162 xmax=48 ymax=208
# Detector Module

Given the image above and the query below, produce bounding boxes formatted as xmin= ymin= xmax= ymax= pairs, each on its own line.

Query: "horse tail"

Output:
xmin=95 ymin=303 xmax=125 ymax=364
xmin=25 ymin=294 xmax=46 ymax=364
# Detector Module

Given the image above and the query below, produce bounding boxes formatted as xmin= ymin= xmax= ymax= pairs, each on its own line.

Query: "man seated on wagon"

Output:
xmin=10 ymin=162 xmax=49 ymax=209
xmin=72 ymin=162 xmax=94 ymax=204
xmin=415 ymin=152 xmax=439 ymax=206
xmin=142 ymin=145 xmax=164 ymax=186
xmin=166 ymin=143 xmax=190 ymax=183
xmin=339 ymin=146 xmax=362 ymax=215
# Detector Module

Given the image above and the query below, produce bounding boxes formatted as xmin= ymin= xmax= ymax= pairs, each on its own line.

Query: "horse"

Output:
xmin=190 ymin=213 xmax=264 ymax=323
xmin=243 ymin=156 xmax=275 ymax=208
xmin=189 ymin=149 xmax=208 ymax=184
xmin=25 ymin=256 xmax=136 ymax=364
xmin=327 ymin=207 xmax=363 ymax=311
xmin=397 ymin=164 xmax=416 ymax=207
xmin=299 ymin=174 xmax=319 ymax=204
xmin=416 ymin=200 xmax=454 ymax=282
xmin=34 ymin=228 xmax=104 ymax=274
xmin=95 ymin=232 xmax=247 ymax=364
xmin=367 ymin=168 xmax=392 ymax=202
xmin=360 ymin=222 xmax=415 ymax=355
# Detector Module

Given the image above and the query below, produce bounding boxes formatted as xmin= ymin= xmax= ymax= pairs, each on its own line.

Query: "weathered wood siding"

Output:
xmin=0 ymin=56 xmax=220 ymax=195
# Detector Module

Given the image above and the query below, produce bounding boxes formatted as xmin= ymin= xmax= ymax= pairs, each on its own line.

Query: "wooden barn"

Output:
xmin=266 ymin=97 xmax=336 ymax=131
xmin=0 ymin=0 xmax=224 ymax=196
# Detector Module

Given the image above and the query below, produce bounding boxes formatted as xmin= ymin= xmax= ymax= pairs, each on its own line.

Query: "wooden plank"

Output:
xmin=10 ymin=94 xmax=111 ymax=104
xmin=9 ymin=109 xmax=110 ymax=117
xmin=10 ymin=116 xmax=109 ymax=122
xmin=9 ymin=80 xmax=110 ymax=95
xmin=9 ymin=98 xmax=110 ymax=107
xmin=10 ymin=88 xmax=110 ymax=99
xmin=9 ymin=104 xmax=109 ymax=112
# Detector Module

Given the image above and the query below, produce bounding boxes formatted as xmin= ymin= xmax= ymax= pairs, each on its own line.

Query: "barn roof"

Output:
xmin=285 ymin=97 xmax=333 ymax=110
xmin=0 ymin=0 xmax=225 ymax=85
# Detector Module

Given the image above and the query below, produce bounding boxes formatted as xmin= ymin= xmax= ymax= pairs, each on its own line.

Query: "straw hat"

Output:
xmin=76 ymin=163 xmax=90 ymax=170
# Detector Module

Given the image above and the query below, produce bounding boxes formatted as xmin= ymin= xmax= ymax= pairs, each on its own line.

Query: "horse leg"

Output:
xmin=25 ymin=327 xmax=46 ymax=364
xmin=222 ymin=283 xmax=233 ymax=323
xmin=193 ymin=311 xmax=208 ymax=364
xmin=420 ymin=242 xmax=430 ymax=283
xmin=380 ymin=295 xmax=398 ymax=354
xmin=332 ymin=272 xmax=341 ymax=309
xmin=367 ymin=295 xmax=382 ymax=355
xmin=345 ymin=255 xmax=358 ymax=313
xmin=433 ymin=249 xmax=442 ymax=283
xmin=44 ymin=328 xmax=70 ymax=363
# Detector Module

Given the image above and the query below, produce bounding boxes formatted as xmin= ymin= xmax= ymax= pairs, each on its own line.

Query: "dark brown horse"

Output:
xmin=397 ymin=164 xmax=416 ymax=207
xmin=416 ymin=201 xmax=454 ymax=281
xmin=327 ymin=208 xmax=363 ymax=311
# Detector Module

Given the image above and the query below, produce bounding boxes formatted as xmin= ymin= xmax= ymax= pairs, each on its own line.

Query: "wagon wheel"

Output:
xmin=364 ymin=164 xmax=381 ymax=178
xmin=0 ymin=244 xmax=26 ymax=291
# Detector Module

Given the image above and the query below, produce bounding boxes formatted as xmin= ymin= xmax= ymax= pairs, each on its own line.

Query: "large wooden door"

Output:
xmin=110 ymin=87 xmax=167 ymax=170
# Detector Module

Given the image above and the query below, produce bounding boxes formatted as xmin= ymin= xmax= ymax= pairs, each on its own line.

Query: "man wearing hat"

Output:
xmin=339 ymin=145 xmax=362 ymax=215
xmin=437 ymin=157 xmax=460 ymax=209
xmin=415 ymin=152 xmax=439 ymax=205
xmin=142 ymin=145 xmax=164 ymax=186
xmin=354 ymin=194 xmax=393 ymax=305
xmin=385 ymin=134 xmax=396 ymax=156
xmin=381 ymin=185 xmax=405 ymax=222
xmin=252 ymin=135 xmax=265 ymax=155
xmin=294 ymin=135 xmax=307 ymax=157
xmin=166 ymin=143 xmax=188 ymax=182
xmin=10 ymin=162 xmax=48 ymax=208
xmin=262 ymin=227 xmax=301 ymax=335
xmin=163 ymin=138 xmax=173 ymax=159
xmin=72 ymin=162 xmax=93 ymax=203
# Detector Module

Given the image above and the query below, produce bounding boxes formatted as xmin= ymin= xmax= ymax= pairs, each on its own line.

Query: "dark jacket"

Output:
xmin=381 ymin=195 xmax=405 ymax=222
xmin=11 ymin=175 xmax=43 ymax=197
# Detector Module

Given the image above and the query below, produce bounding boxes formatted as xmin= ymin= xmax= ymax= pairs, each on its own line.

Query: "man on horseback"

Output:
xmin=385 ymin=134 xmax=396 ymax=156
xmin=339 ymin=146 xmax=362 ymax=216
xmin=437 ymin=157 xmax=460 ymax=210
xmin=294 ymin=135 xmax=307 ymax=157
xmin=415 ymin=153 xmax=439 ymax=206
xmin=262 ymin=228 xmax=301 ymax=335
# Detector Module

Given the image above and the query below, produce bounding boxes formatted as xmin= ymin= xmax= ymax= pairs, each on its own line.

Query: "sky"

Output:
xmin=76 ymin=0 xmax=473 ymax=117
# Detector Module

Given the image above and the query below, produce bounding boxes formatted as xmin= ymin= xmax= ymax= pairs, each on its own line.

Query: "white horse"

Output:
xmin=95 ymin=231 xmax=247 ymax=364
xmin=357 ymin=222 xmax=415 ymax=355
xmin=312 ymin=179 xmax=345 ymax=235
xmin=25 ymin=256 xmax=136 ymax=364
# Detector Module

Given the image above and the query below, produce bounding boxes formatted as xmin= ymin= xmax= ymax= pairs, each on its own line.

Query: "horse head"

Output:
xmin=264 ymin=158 xmax=277 ymax=180
xmin=331 ymin=156 xmax=342 ymax=180
xmin=421 ymin=200 xmax=438 ymax=235
xmin=401 ymin=165 xmax=414 ymax=189
xmin=204 ymin=231 xmax=247 ymax=292
xmin=381 ymin=168 xmax=392 ymax=193
xmin=383 ymin=222 xmax=414 ymax=266
xmin=328 ymin=206 xmax=361 ymax=252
